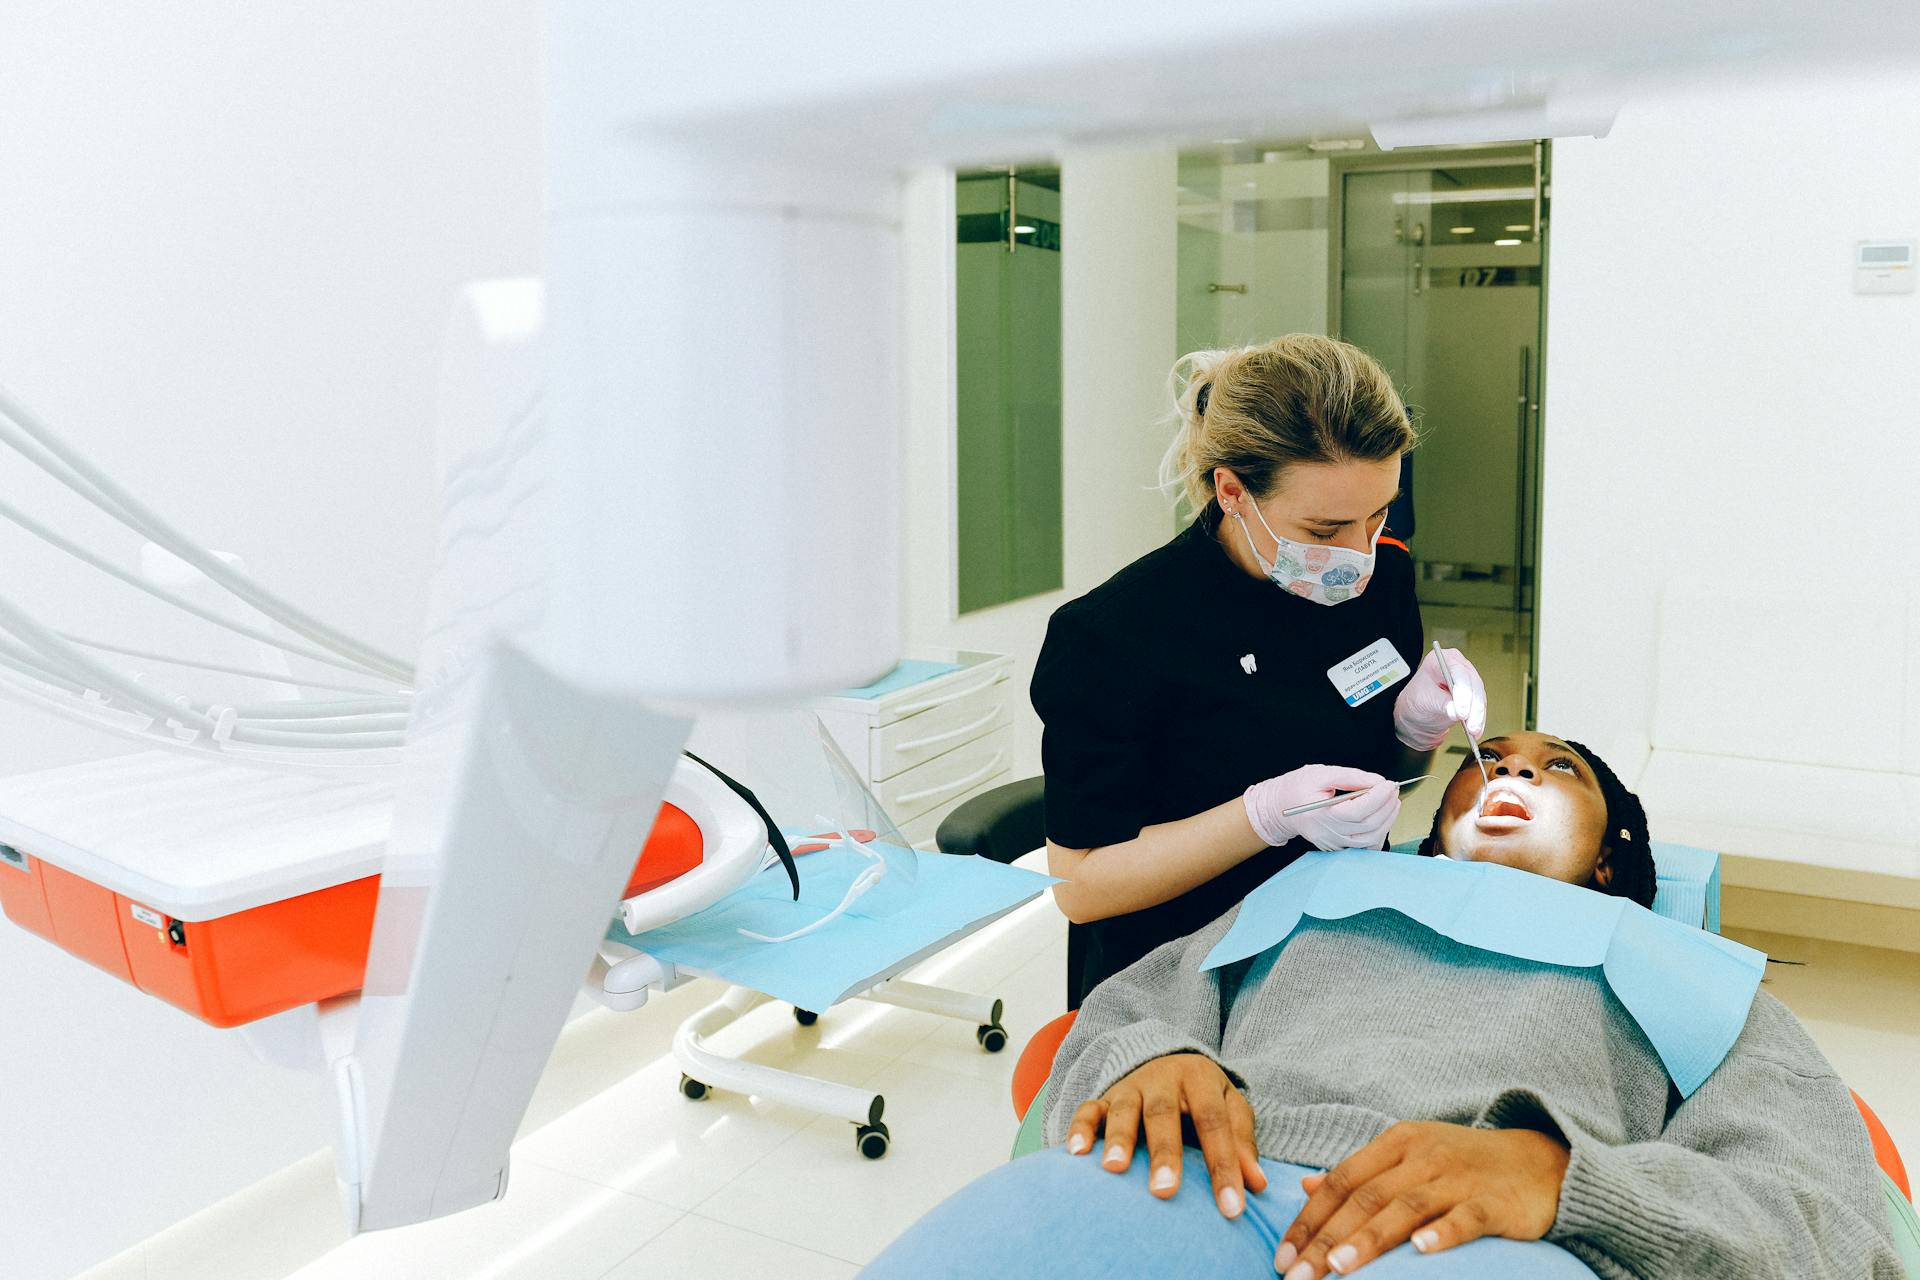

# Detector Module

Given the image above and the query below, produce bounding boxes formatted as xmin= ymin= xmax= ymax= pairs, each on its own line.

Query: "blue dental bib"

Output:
xmin=1201 ymin=850 xmax=1766 ymax=1097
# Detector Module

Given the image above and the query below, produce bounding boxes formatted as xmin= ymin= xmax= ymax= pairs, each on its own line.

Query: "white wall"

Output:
xmin=1174 ymin=153 xmax=1330 ymax=365
xmin=903 ymin=149 xmax=1179 ymax=779
xmin=0 ymin=5 xmax=542 ymax=1276
xmin=1537 ymin=68 xmax=1920 ymax=770
xmin=0 ymin=31 xmax=1168 ymax=1268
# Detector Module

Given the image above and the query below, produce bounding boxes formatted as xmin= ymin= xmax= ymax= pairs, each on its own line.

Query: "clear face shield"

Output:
xmin=736 ymin=820 xmax=889 ymax=943
xmin=682 ymin=709 xmax=920 ymax=944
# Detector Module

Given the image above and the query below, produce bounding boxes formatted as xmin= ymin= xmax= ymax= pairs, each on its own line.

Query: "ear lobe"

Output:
xmin=1592 ymin=843 xmax=1616 ymax=889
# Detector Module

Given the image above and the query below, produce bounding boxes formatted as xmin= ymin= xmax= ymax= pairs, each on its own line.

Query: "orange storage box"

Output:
xmin=0 ymin=848 xmax=380 ymax=1028
xmin=0 ymin=752 xmax=704 ymax=1029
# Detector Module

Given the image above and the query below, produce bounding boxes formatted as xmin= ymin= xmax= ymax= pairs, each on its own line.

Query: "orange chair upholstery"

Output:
xmin=1855 ymin=1090 xmax=1911 ymax=1201
xmin=1011 ymin=1012 xmax=1911 ymax=1205
xmin=1011 ymin=1009 xmax=1077 ymax=1119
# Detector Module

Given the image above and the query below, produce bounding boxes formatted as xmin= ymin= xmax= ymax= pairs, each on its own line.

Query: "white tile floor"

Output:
xmin=87 ymin=882 xmax=1920 ymax=1280
xmin=88 ymin=892 xmax=1066 ymax=1280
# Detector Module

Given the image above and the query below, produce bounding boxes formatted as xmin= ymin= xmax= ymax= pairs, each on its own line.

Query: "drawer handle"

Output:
xmin=895 ymin=673 xmax=1008 ymax=716
xmin=893 ymin=751 xmax=1006 ymax=807
xmin=892 ymin=708 xmax=1002 ymax=754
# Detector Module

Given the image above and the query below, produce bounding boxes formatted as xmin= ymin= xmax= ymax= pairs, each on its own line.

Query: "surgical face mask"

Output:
xmin=1231 ymin=500 xmax=1385 ymax=606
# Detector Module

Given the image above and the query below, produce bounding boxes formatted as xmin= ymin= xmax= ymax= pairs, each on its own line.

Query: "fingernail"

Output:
xmin=1066 ymin=1134 xmax=1088 ymax=1155
xmin=1412 ymin=1229 xmax=1437 ymax=1253
xmin=1273 ymin=1243 xmax=1297 ymax=1271
xmin=1104 ymin=1145 xmax=1125 ymax=1167
xmin=1284 ymin=1263 xmax=1314 ymax=1280
xmin=1218 ymin=1185 xmax=1243 ymax=1217
xmin=1328 ymin=1244 xmax=1358 ymax=1273
xmin=1150 ymin=1165 xmax=1176 ymax=1191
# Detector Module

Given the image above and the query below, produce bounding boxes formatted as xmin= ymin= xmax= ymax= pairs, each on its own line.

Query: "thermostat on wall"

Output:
xmin=1853 ymin=240 xmax=1916 ymax=294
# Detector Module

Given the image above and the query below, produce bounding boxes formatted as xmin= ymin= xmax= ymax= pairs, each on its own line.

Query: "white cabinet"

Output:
xmin=808 ymin=651 xmax=1016 ymax=849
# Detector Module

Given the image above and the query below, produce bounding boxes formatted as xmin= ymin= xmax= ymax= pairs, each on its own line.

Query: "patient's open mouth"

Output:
xmin=1477 ymin=785 xmax=1533 ymax=824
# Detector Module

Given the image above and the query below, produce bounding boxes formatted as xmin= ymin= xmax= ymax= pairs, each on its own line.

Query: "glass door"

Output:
xmin=954 ymin=168 xmax=1064 ymax=614
xmin=1339 ymin=152 xmax=1546 ymax=731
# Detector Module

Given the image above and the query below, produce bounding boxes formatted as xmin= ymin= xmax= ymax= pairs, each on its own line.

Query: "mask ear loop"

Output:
xmin=1228 ymin=506 xmax=1277 ymax=577
xmin=738 ymin=819 xmax=886 ymax=943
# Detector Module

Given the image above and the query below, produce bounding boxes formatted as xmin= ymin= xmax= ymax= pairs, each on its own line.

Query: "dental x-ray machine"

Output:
xmin=4 ymin=0 xmax=1920 ymax=1241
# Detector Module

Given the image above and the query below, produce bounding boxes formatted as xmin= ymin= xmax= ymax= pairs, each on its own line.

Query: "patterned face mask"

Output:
xmin=1231 ymin=499 xmax=1384 ymax=606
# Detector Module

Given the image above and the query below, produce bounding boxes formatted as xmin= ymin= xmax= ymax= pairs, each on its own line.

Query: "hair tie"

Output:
xmin=1195 ymin=383 xmax=1211 ymax=419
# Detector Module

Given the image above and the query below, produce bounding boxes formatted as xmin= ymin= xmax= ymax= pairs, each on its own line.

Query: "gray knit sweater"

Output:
xmin=1042 ymin=907 xmax=1901 ymax=1279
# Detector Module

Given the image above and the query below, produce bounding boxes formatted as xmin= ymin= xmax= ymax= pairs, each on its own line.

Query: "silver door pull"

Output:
xmin=1207 ymin=283 xmax=1248 ymax=294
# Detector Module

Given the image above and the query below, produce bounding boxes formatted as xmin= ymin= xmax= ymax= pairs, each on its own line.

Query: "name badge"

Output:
xmin=1328 ymin=638 xmax=1411 ymax=707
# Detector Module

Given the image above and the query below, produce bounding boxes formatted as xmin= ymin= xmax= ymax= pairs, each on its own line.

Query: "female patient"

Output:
xmin=865 ymin=733 xmax=1900 ymax=1279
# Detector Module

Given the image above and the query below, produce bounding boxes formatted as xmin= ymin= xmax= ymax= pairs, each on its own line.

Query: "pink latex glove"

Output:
xmin=1393 ymin=646 xmax=1488 ymax=751
xmin=1243 ymin=765 xmax=1401 ymax=851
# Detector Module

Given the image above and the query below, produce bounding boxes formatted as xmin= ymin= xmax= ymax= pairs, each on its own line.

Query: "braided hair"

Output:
xmin=1418 ymin=738 xmax=1656 ymax=908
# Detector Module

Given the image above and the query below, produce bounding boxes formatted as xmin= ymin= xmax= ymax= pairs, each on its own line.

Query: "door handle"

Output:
xmin=1513 ymin=346 xmax=1532 ymax=617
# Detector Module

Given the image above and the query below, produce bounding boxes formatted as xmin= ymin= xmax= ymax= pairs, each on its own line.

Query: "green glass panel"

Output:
xmin=956 ymin=173 xmax=1064 ymax=614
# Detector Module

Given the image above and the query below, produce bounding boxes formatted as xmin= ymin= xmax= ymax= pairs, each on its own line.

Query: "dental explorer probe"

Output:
xmin=1279 ymin=775 xmax=1431 ymax=819
xmin=1434 ymin=641 xmax=1493 ymax=790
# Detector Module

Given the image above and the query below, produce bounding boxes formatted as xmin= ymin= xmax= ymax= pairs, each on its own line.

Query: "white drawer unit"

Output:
xmin=809 ymin=651 xmax=1016 ymax=848
xmin=870 ymin=682 xmax=1014 ymax=781
xmin=875 ymin=725 xmax=1013 ymax=827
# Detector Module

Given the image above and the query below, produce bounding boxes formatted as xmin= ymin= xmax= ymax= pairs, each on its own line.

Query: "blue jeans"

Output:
xmin=864 ymin=1146 xmax=1599 ymax=1278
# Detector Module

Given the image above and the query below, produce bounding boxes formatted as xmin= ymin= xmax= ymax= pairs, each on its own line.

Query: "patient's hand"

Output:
xmin=1063 ymin=1052 xmax=1267 ymax=1220
xmin=1272 ymin=1121 xmax=1568 ymax=1278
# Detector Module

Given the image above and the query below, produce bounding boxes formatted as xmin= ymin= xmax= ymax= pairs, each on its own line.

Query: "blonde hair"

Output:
xmin=1156 ymin=335 xmax=1416 ymax=513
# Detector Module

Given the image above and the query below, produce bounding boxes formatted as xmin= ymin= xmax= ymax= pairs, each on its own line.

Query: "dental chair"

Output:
xmin=936 ymin=778 xmax=1920 ymax=1270
xmin=0 ymin=323 xmax=1035 ymax=1187
xmin=0 ymin=749 xmax=766 ymax=1041
xmin=0 ymin=742 xmax=1028 ymax=1163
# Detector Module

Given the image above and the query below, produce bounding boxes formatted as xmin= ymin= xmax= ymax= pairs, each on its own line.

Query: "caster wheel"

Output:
xmin=976 ymin=1022 xmax=1008 ymax=1054
xmin=679 ymin=1073 xmax=710 ymax=1101
xmin=855 ymin=1120 xmax=890 ymax=1159
xmin=794 ymin=1008 xmax=819 ymax=1026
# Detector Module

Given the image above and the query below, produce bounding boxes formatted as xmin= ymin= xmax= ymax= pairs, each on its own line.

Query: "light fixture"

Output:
xmin=1450 ymin=226 xmax=1475 ymax=234
xmin=1368 ymin=97 xmax=1618 ymax=150
xmin=1504 ymin=223 xmax=1532 ymax=232
xmin=1494 ymin=238 xmax=1522 ymax=246
xmin=1390 ymin=187 xmax=1534 ymax=206
xmin=1012 ymin=224 xmax=1036 ymax=234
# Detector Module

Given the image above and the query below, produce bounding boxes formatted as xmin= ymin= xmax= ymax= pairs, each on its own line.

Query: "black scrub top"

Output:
xmin=1031 ymin=510 xmax=1422 ymax=1002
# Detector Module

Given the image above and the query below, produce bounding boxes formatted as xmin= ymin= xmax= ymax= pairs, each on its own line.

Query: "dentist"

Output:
xmin=1032 ymin=334 xmax=1487 ymax=1005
